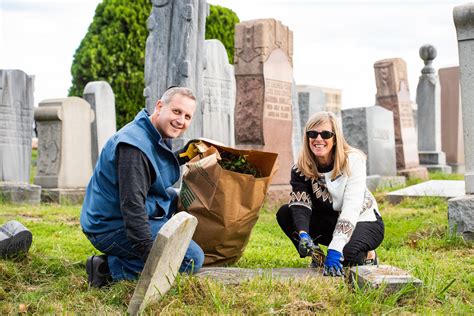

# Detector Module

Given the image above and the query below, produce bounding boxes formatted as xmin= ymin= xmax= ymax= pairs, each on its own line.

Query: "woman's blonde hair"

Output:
xmin=297 ymin=111 xmax=362 ymax=180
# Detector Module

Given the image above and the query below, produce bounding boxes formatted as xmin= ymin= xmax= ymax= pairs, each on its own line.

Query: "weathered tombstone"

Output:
xmin=234 ymin=19 xmax=294 ymax=185
xmin=0 ymin=69 xmax=40 ymax=204
xmin=34 ymin=97 xmax=95 ymax=203
xmin=416 ymin=45 xmax=451 ymax=173
xmin=449 ymin=4 xmax=474 ymax=241
xmin=439 ymin=66 xmax=464 ymax=173
xmin=387 ymin=180 xmax=465 ymax=204
xmin=83 ymin=81 xmax=116 ymax=167
xmin=350 ymin=265 xmax=422 ymax=294
xmin=202 ymin=39 xmax=235 ymax=146
xmin=374 ymin=58 xmax=428 ymax=180
xmin=291 ymin=79 xmax=302 ymax=162
xmin=144 ymin=0 xmax=207 ymax=149
xmin=128 ymin=212 xmax=198 ymax=316
xmin=296 ymin=85 xmax=342 ymax=136
xmin=0 ymin=220 xmax=32 ymax=258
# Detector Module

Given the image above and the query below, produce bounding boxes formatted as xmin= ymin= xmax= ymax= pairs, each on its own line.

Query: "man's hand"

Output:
xmin=298 ymin=231 xmax=315 ymax=257
xmin=323 ymin=249 xmax=344 ymax=277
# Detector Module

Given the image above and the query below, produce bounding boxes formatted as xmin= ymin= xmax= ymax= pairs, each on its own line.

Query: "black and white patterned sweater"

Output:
xmin=289 ymin=151 xmax=380 ymax=254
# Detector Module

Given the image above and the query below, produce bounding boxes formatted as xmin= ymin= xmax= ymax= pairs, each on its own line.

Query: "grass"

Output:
xmin=1 ymin=174 xmax=473 ymax=313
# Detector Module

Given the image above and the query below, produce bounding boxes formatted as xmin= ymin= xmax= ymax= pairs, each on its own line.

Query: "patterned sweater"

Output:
xmin=289 ymin=151 xmax=380 ymax=254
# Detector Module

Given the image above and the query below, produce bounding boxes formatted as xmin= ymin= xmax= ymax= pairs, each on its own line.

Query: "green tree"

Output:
xmin=69 ymin=1 xmax=239 ymax=129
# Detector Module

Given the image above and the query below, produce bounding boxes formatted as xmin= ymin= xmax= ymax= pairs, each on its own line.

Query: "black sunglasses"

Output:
xmin=306 ymin=130 xmax=335 ymax=139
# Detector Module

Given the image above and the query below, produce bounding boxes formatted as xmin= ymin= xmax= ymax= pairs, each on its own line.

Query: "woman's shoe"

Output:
xmin=363 ymin=250 xmax=378 ymax=265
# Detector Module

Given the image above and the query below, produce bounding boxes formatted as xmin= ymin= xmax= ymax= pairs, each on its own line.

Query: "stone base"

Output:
xmin=265 ymin=184 xmax=291 ymax=209
xmin=448 ymin=163 xmax=465 ymax=174
xmin=367 ymin=175 xmax=406 ymax=191
xmin=40 ymin=188 xmax=86 ymax=204
xmin=422 ymin=164 xmax=452 ymax=174
xmin=419 ymin=151 xmax=446 ymax=165
xmin=397 ymin=166 xmax=429 ymax=180
xmin=0 ymin=182 xmax=41 ymax=204
xmin=386 ymin=180 xmax=465 ymax=204
xmin=350 ymin=265 xmax=422 ymax=293
xmin=448 ymin=195 xmax=474 ymax=241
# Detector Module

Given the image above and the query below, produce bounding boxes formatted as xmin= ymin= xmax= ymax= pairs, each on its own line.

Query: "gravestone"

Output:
xmin=291 ymin=79 xmax=302 ymax=162
xmin=449 ymin=4 xmax=474 ymax=241
xmin=386 ymin=180 xmax=465 ymax=204
xmin=0 ymin=220 xmax=32 ymax=258
xmin=128 ymin=212 xmax=198 ymax=316
xmin=144 ymin=0 xmax=207 ymax=149
xmin=350 ymin=265 xmax=422 ymax=293
xmin=416 ymin=45 xmax=451 ymax=173
xmin=83 ymin=81 xmax=116 ymax=167
xmin=296 ymin=85 xmax=342 ymax=136
xmin=342 ymin=106 xmax=396 ymax=176
xmin=34 ymin=97 xmax=95 ymax=203
xmin=374 ymin=58 xmax=428 ymax=180
xmin=234 ymin=19 xmax=294 ymax=185
xmin=202 ymin=39 xmax=235 ymax=146
xmin=0 ymin=69 xmax=40 ymax=204
xmin=439 ymin=66 xmax=464 ymax=173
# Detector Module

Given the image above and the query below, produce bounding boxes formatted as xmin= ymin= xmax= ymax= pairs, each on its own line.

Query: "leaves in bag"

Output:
xmin=218 ymin=151 xmax=262 ymax=178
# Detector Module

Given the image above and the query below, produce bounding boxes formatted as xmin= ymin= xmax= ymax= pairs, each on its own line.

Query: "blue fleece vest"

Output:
xmin=80 ymin=109 xmax=180 ymax=234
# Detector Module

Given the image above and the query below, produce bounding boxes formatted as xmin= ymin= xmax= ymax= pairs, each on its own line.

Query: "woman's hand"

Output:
xmin=323 ymin=249 xmax=344 ymax=276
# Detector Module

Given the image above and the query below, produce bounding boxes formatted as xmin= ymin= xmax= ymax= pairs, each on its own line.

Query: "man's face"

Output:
xmin=153 ymin=94 xmax=196 ymax=139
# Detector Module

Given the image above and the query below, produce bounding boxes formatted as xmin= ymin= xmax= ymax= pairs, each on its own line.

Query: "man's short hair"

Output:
xmin=161 ymin=87 xmax=196 ymax=105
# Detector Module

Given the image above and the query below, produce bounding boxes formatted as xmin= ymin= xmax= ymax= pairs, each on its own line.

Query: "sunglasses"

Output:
xmin=306 ymin=130 xmax=335 ymax=139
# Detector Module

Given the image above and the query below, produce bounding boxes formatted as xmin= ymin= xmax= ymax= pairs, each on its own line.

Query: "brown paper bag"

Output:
xmin=179 ymin=140 xmax=278 ymax=266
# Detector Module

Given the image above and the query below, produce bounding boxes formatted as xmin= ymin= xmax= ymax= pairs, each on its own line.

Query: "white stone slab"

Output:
xmin=350 ymin=265 xmax=422 ymax=293
xmin=127 ymin=212 xmax=198 ymax=316
xmin=386 ymin=180 xmax=465 ymax=204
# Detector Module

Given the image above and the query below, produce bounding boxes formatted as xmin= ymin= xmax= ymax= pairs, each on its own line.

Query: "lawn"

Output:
xmin=0 ymin=174 xmax=473 ymax=314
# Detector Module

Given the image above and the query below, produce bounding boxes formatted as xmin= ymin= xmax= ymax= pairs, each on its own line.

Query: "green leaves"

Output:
xmin=205 ymin=5 xmax=240 ymax=64
xmin=218 ymin=151 xmax=261 ymax=178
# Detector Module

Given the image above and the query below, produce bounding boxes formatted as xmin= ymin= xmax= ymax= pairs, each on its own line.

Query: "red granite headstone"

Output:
xmin=234 ymin=19 xmax=294 ymax=184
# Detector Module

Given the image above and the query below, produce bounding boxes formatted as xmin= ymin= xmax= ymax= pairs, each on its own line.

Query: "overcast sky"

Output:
xmin=0 ymin=0 xmax=467 ymax=109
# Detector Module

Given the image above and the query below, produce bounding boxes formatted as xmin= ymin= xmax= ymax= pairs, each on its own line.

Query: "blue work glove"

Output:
xmin=298 ymin=232 xmax=315 ymax=257
xmin=323 ymin=249 xmax=344 ymax=277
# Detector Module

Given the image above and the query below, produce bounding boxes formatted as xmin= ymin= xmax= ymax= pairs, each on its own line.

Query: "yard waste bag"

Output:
xmin=178 ymin=139 xmax=278 ymax=266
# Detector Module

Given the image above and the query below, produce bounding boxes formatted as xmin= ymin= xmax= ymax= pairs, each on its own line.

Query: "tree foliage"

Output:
xmin=69 ymin=1 xmax=239 ymax=129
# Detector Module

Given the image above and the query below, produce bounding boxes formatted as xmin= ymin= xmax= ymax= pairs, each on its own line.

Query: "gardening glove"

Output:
xmin=298 ymin=231 xmax=315 ymax=257
xmin=175 ymin=139 xmax=201 ymax=165
xmin=323 ymin=249 xmax=344 ymax=277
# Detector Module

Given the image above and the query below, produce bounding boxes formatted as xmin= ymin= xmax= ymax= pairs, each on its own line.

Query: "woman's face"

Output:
xmin=308 ymin=121 xmax=335 ymax=164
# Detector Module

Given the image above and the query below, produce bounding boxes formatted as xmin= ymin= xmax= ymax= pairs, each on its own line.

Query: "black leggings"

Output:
xmin=276 ymin=204 xmax=385 ymax=265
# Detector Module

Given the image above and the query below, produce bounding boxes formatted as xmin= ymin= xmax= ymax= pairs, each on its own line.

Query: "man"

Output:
xmin=80 ymin=87 xmax=204 ymax=287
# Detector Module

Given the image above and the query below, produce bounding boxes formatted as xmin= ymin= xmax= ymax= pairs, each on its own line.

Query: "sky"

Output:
xmin=0 ymin=0 xmax=467 ymax=109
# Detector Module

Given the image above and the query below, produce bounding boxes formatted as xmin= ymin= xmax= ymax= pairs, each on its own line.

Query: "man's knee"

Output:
xmin=181 ymin=240 xmax=204 ymax=273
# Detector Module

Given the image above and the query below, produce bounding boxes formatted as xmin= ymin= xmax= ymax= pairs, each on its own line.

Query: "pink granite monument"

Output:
xmin=234 ymin=19 xmax=294 ymax=185
xmin=374 ymin=58 xmax=428 ymax=180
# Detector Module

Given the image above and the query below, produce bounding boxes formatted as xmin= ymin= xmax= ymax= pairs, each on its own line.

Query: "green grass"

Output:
xmin=0 ymin=175 xmax=473 ymax=313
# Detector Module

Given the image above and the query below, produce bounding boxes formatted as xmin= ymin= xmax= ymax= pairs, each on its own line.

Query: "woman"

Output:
xmin=276 ymin=111 xmax=384 ymax=276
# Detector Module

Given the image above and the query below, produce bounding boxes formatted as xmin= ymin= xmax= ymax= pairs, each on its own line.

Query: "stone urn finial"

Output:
xmin=419 ymin=44 xmax=437 ymax=74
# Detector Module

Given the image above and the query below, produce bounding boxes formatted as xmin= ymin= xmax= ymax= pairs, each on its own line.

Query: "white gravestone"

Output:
xmin=34 ymin=97 xmax=94 ymax=203
xmin=128 ymin=212 xmax=198 ymax=315
xmin=202 ymin=39 xmax=235 ymax=146
xmin=83 ymin=81 xmax=116 ymax=167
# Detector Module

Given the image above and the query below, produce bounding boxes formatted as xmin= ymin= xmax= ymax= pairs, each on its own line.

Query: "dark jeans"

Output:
xmin=276 ymin=204 xmax=384 ymax=265
xmin=85 ymin=216 xmax=204 ymax=281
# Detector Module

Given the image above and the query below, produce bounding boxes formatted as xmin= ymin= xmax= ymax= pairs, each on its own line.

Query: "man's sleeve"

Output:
xmin=117 ymin=143 xmax=157 ymax=262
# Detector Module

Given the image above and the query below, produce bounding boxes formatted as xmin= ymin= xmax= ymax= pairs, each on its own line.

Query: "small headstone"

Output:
xmin=34 ymin=97 xmax=95 ymax=203
xmin=202 ymin=39 xmax=236 ymax=146
xmin=0 ymin=220 xmax=33 ymax=258
xmin=0 ymin=69 xmax=41 ymax=204
xmin=342 ymin=105 xmax=396 ymax=176
xmin=450 ymin=4 xmax=474 ymax=240
xmin=296 ymin=85 xmax=342 ymax=136
xmin=144 ymin=0 xmax=207 ymax=149
xmin=416 ymin=45 xmax=451 ymax=173
xmin=386 ymin=180 xmax=465 ymax=204
xmin=83 ymin=81 xmax=116 ymax=167
xmin=374 ymin=58 xmax=428 ymax=180
xmin=350 ymin=265 xmax=422 ymax=293
xmin=128 ymin=212 xmax=198 ymax=316
xmin=439 ymin=66 xmax=464 ymax=173
xmin=234 ymin=19 xmax=294 ymax=185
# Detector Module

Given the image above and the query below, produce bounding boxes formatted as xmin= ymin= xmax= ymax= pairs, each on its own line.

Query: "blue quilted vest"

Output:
xmin=80 ymin=109 xmax=180 ymax=234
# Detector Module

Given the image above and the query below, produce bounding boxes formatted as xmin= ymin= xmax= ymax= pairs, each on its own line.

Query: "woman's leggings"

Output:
xmin=276 ymin=204 xmax=384 ymax=265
